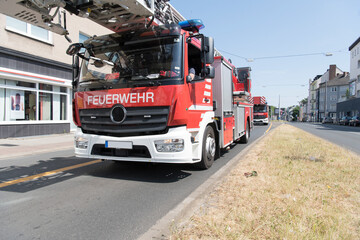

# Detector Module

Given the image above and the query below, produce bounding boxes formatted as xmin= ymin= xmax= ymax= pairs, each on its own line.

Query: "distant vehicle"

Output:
xmin=252 ymin=96 xmax=269 ymax=125
xmin=322 ymin=117 xmax=333 ymax=124
xmin=339 ymin=116 xmax=352 ymax=125
xmin=349 ymin=116 xmax=360 ymax=126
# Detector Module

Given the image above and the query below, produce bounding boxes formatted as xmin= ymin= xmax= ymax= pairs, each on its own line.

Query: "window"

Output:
xmin=6 ymin=16 xmax=52 ymax=43
xmin=79 ymin=33 xmax=90 ymax=53
xmin=331 ymin=87 xmax=337 ymax=92
xmin=79 ymin=33 xmax=90 ymax=43
xmin=0 ymin=79 xmax=68 ymax=122
xmin=358 ymin=60 xmax=360 ymax=69
xmin=187 ymin=40 xmax=202 ymax=79
xmin=330 ymin=104 xmax=336 ymax=111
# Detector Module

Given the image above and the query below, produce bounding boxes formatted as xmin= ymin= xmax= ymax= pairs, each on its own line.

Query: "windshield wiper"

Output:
xmin=133 ymin=81 xmax=161 ymax=87
xmin=79 ymin=78 xmax=108 ymax=84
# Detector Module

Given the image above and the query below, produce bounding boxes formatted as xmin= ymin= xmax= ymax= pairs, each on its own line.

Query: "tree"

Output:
xmin=345 ymin=89 xmax=350 ymax=99
xmin=292 ymin=106 xmax=300 ymax=121
xmin=299 ymin=97 xmax=308 ymax=106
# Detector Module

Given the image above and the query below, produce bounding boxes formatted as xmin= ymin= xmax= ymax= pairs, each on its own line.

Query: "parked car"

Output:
xmin=339 ymin=116 xmax=352 ymax=125
xmin=349 ymin=116 xmax=360 ymax=126
xmin=322 ymin=117 xmax=333 ymax=124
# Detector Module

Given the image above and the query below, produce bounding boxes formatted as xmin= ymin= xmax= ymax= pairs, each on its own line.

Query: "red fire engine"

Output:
xmin=251 ymin=96 xmax=269 ymax=125
xmin=0 ymin=0 xmax=253 ymax=169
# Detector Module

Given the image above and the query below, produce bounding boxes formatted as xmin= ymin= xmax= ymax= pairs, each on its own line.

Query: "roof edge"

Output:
xmin=349 ymin=36 xmax=360 ymax=51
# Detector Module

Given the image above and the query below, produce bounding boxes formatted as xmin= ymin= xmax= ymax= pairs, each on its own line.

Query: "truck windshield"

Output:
xmin=78 ymin=34 xmax=183 ymax=90
xmin=254 ymin=105 xmax=267 ymax=113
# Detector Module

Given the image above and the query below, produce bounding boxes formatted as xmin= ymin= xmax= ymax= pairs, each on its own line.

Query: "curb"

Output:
xmin=138 ymin=126 xmax=274 ymax=240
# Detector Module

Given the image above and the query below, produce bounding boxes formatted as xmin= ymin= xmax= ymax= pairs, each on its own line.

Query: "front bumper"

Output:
xmin=74 ymin=126 xmax=198 ymax=164
xmin=253 ymin=118 xmax=269 ymax=124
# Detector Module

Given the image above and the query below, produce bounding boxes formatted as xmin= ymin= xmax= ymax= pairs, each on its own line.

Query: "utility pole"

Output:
xmin=324 ymin=79 xmax=327 ymax=120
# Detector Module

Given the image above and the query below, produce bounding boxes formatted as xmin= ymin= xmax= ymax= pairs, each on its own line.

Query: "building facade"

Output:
xmin=349 ymin=37 xmax=360 ymax=98
xmin=0 ymin=12 xmax=111 ymax=138
xmin=319 ymin=73 xmax=349 ymax=120
xmin=307 ymin=75 xmax=321 ymax=121
xmin=317 ymin=65 xmax=344 ymax=121
xmin=336 ymin=36 xmax=360 ymax=119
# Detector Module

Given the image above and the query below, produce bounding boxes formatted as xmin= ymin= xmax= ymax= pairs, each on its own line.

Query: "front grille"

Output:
xmin=91 ymin=144 xmax=151 ymax=158
xmin=254 ymin=115 xmax=267 ymax=119
xmin=80 ymin=106 xmax=170 ymax=137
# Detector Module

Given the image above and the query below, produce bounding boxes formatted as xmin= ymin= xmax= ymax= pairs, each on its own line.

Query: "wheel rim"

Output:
xmin=206 ymin=134 xmax=216 ymax=160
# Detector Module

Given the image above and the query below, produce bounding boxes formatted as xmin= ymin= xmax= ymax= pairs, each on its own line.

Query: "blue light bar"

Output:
xmin=178 ymin=19 xmax=205 ymax=31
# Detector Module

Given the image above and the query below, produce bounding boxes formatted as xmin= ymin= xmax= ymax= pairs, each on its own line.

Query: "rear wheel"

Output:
xmin=196 ymin=125 xmax=216 ymax=170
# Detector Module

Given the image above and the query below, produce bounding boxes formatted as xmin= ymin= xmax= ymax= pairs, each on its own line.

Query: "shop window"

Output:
xmin=60 ymin=87 xmax=67 ymax=93
xmin=0 ymin=88 xmax=37 ymax=121
xmin=1 ymin=79 xmax=68 ymax=122
xmin=39 ymin=92 xmax=53 ymax=120
xmin=0 ymin=79 xmax=36 ymax=88
xmin=6 ymin=16 xmax=52 ymax=43
xmin=39 ymin=83 xmax=53 ymax=91
xmin=60 ymin=95 xmax=67 ymax=120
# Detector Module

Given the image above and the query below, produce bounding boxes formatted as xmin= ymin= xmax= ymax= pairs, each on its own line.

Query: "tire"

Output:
xmin=195 ymin=125 xmax=216 ymax=170
xmin=240 ymin=122 xmax=250 ymax=143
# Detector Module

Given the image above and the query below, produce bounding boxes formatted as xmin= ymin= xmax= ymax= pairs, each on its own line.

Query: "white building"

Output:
xmin=0 ymin=12 xmax=111 ymax=138
xmin=349 ymin=37 xmax=360 ymax=98
xmin=317 ymin=65 xmax=344 ymax=121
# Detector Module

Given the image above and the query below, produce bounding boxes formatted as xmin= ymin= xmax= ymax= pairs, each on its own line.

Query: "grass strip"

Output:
xmin=172 ymin=124 xmax=360 ymax=239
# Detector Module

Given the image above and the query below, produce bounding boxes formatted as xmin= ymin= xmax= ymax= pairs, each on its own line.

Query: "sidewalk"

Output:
xmin=0 ymin=133 xmax=74 ymax=160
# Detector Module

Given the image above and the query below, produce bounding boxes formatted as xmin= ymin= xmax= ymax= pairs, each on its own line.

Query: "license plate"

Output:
xmin=105 ymin=141 xmax=133 ymax=149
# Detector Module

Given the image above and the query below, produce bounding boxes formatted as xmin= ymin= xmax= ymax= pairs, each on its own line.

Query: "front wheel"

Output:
xmin=196 ymin=125 xmax=216 ymax=170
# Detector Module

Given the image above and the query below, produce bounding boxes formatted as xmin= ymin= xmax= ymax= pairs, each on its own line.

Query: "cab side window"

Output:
xmin=188 ymin=43 xmax=202 ymax=78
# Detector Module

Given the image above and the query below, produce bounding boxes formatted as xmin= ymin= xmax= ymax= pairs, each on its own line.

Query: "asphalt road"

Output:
xmin=289 ymin=122 xmax=360 ymax=155
xmin=0 ymin=124 xmax=273 ymax=240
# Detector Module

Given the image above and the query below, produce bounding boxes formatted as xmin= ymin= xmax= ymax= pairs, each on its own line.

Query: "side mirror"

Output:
xmin=72 ymin=55 xmax=80 ymax=89
xmin=204 ymin=65 xmax=215 ymax=79
xmin=204 ymin=37 xmax=214 ymax=64
xmin=66 ymin=43 xmax=84 ymax=56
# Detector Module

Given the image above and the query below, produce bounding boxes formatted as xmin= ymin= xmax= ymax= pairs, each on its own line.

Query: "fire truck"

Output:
xmin=252 ymin=96 xmax=269 ymax=125
xmin=0 ymin=0 xmax=253 ymax=169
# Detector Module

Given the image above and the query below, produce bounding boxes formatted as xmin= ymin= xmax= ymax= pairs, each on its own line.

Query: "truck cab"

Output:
xmin=70 ymin=21 xmax=217 ymax=167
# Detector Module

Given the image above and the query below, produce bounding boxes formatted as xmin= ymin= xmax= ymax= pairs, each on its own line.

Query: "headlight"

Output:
xmin=75 ymin=136 xmax=88 ymax=149
xmin=154 ymin=139 xmax=184 ymax=152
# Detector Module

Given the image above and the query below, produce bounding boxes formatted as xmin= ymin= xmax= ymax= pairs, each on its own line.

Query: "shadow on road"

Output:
xmin=0 ymin=156 xmax=196 ymax=193
xmin=0 ymin=156 xmax=99 ymax=193
xmin=87 ymin=161 xmax=193 ymax=184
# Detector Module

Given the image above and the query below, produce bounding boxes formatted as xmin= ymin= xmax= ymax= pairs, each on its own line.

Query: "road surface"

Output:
xmin=289 ymin=122 xmax=360 ymax=155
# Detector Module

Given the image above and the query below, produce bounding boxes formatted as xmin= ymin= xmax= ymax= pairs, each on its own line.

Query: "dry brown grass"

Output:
xmin=171 ymin=124 xmax=360 ymax=239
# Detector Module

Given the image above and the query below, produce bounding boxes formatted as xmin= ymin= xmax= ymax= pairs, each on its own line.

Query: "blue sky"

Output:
xmin=171 ymin=0 xmax=360 ymax=108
